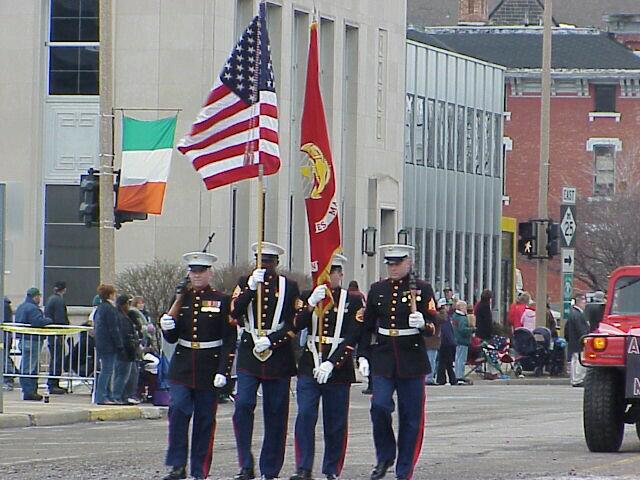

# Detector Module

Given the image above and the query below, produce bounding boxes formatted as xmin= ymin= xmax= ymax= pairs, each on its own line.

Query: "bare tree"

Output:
xmin=575 ymin=192 xmax=640 ymax=291
xmin=115 ymin=258 xmax=185 ymax=322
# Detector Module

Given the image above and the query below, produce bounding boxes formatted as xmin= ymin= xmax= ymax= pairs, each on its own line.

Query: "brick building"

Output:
xmin=409 ymin=0 xmax=640 ymax=29
xmin=408 ymin=26 xmax=640 ymax=303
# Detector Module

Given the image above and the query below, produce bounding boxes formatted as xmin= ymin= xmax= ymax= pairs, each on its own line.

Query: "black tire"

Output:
xmin=583 ymin=367 xmax=626 ymax=452
xmin=636 ymin=421 xmax=640 ymax=442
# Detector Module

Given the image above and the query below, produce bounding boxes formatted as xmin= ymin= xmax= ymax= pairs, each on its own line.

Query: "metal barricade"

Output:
xmin=1 ymin=323 xmax=95 ymax=391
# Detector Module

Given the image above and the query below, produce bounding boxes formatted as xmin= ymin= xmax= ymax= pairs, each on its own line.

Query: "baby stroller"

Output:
xmin=512 ymin=327 xmax=550 ymax=377
xmin=547 ymin=336 xmax=567 ymax=376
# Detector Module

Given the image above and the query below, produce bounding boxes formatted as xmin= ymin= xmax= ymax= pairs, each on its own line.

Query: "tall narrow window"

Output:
xmin=457 ymin=106 xmax=465 ymax=172
xmin=404 ymin=94 xmax=414 ymax=164
xmin=437 ymin=101 xmax=445 ymax=169
xmin=447 ymin=104 xmax=455 ymax=170
xmin=415 ymin=228 xmax=424 ymax=278
xmin=415 ymin=97 xmax=425 ymax=165
xmin=594 ymin=145 xmax=615 ymax=197
xmin=594 ymin=84 xmax=617 ymax=112
xmin=427 ymin=99 xmax=435 ymax=167
xmin=49 ymin=0 xmax=99 ymax=95
xmin=466 ymin=107 xmax=474 ymax=172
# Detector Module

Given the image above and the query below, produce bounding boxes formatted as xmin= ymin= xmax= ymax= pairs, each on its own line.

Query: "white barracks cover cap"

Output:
xmin=251 ymin=241 xmax=285 ymax=257
xmin=332 ymin=253 xmax=348 ymax=268
xmin=380 ymin=244 xmax=415 ymax=264
xmin=182 ymin=251 xmax=218 ymax=268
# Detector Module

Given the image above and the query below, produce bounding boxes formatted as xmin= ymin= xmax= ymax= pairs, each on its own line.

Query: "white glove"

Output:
xmin=253 ymin=336 xmax=272 ymax=353
xmin=409 ymin=311 xmax=426 ymax=329
xmin=248 ymin=269 xmax=266 ymax=291
xmin=308 ymin=285 xmax=327 ymax=307
xmin=213 ymin=374 xmax=227 ymax=388
xmin=358 ymin=357 xmax=370 ymax=377
xmin=160 ymin=314 xmax=176 ymax=331
xmin=314 ymin=361 xmax=334 ymax=384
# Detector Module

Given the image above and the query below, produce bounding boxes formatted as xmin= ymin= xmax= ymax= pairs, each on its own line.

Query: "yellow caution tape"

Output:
xmin=0 ymin=325 xmax=90 ymax=335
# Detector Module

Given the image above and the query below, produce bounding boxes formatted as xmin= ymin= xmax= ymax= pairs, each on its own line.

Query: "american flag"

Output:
xmin=177 ymin=4 xmax=280 ymax=190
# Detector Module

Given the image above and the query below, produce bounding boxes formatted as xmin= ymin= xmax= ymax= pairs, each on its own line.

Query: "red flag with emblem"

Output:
xmin=300 ymin=20 xmax=341 ymax=300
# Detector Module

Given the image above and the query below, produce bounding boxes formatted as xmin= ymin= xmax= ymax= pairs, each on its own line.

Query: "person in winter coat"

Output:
xmin=474 ymin=290 xmax=494 ymax=341
xmin=565 ymin=294 xmax=589 ymax=387
xmin=437 ymin=303 xmax=457 ymax=385
xmin=452 ymin=300 xmax=474 ymax=384
xmin=112 ymin=294 xmax=139 ymax=404
xmin=93 ymin=284 xmax=123 ymax=404
xmin=16 ymin=287 xmax=52 ymax=400
xmin=424 ymin=299 xmax=446 ymax=385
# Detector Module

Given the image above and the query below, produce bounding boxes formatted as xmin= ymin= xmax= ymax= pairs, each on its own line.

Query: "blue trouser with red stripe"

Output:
xmin=233 ymin=371 xmax=291 ymax=478
xmin=294 ymin=375 xmax=350 ymax=476
xmin=371 ymin=375 xmax=426 ymax=479
xmin=166 ymin=383 xmax=218 ymax=478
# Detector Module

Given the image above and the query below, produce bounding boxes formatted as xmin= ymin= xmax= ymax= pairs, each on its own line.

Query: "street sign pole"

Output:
xmin=535 ymin=0 xmax=553 ymax=328
xmin=561 ymin=187 xmax=577 ymax=323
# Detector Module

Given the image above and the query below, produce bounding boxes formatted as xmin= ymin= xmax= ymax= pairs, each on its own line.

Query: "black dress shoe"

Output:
xmin=23 ymin=393 xmax=43 ymax=401
xmin=326 ymin=475 xmax=338 ymax=480
xmin=370 ymin=459 xmax=394 ymax=480
xmin=290 ymin=469 xmax=312 ymax=480
xmin=163 ymin=466 xmax=186 ymax=480
xmin=234 ymin=468 xmax=255 ymax=480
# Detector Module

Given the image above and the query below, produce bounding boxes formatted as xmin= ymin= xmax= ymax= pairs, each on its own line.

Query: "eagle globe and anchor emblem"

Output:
xmin=300 ymin=142 xmax=331 ymax=200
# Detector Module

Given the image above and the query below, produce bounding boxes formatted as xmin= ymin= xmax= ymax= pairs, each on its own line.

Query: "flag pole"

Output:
xmin=256 ymin=163 xmax=264 ymax=339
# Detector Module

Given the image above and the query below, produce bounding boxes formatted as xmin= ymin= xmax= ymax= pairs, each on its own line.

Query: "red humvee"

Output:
xmin=582 ymin=266 xmax=640 ymax=452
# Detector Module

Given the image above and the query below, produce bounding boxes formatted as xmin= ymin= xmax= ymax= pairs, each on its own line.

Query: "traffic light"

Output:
xmin=518 ymin=221 xmax=537 ymax=258
xmin=113 ymin=170 xmax=148 ymax=229
xmin=546 ymin=221 xmax=560 ymax=258
xmin=79 ymin=168 xmax=99 ymax=227
xmin=114 ymin=210 xmax=148 ymax=230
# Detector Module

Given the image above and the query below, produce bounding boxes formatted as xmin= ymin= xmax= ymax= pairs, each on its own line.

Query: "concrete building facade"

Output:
xmin=403 ymin=38 xmax=504 ymax=305
xmin=1 ymin=0 xmax=407 ymax=306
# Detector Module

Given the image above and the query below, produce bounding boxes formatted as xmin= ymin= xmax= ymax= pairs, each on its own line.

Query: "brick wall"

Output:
xmin=504 ymin=82 xmax=640 ymax=302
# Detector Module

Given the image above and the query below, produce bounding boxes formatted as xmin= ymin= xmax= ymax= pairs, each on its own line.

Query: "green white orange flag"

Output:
xmin=117 ymin=116 xmax=177 ymax=214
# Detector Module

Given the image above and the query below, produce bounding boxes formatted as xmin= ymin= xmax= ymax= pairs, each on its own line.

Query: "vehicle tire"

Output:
xmin=636 ymin=421 xmax=640 ymax=442
xmin=514 ymin=364 xmax=523 ymax=377
xmin=583 ymin=367 xmax=625 ymax=452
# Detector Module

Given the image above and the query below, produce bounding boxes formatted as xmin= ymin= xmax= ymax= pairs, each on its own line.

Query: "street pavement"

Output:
xmin=1 ymin=382 xmax=640 ymax=479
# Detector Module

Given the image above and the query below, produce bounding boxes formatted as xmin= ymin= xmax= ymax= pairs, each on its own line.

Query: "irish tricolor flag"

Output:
xmin=116 ymin=116 xmax=177 ymax=215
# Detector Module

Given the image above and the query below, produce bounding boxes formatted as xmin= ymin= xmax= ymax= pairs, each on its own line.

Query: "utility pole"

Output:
xmin=536 ymin=0 xmax=552 ymax=327
xmin=99 ymin=0 xmax=115 ymax=284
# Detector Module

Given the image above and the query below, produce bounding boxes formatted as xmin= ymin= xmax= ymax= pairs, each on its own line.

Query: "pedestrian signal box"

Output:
xmin=518 ymin=221 xmax=537 ymax=258
xmin=546 ymin=222 xmax=560 ymax=258
xmin=79 ymin=168 xmax=99 ymax=227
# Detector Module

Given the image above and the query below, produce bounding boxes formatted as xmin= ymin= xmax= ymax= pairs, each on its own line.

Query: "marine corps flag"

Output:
xmin=300 ymin=20 xmax=341 ymax=295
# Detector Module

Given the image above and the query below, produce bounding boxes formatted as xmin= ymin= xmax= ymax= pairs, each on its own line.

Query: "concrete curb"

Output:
xmin=0 ymin=405 xmax=168 ymax=429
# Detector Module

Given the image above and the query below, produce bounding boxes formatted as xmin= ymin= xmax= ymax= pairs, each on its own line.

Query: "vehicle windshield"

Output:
xmin=611 ymin=276 xmax=640 ymax=315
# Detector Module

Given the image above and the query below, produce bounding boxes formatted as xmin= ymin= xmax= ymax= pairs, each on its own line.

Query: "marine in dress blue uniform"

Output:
xmin=358 ymin=245 xmax=436 ymax=480
xmin=160 ymin=252 xmax=236 ymax=480
xmin=231 ymin=242 xmax=301 ymax=480
xmin=290 ymin=254 xmax=364 ymax=480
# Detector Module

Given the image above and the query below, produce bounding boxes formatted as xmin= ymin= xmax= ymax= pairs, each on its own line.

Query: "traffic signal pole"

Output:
xmin=536 ymin=0 xmax=553 ymax=327
xmin=99 ymin=0 xmax=115 ymax=284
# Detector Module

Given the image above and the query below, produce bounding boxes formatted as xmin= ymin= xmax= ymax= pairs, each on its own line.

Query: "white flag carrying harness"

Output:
xmin=307 ymin=288 xmax=347 ymax=369
xmin=247 ymin=276 xmax=287 ymax=344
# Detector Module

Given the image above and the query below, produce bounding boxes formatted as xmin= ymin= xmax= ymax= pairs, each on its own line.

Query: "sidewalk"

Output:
xmin=0 ymin=383 xmax=167 ymax=429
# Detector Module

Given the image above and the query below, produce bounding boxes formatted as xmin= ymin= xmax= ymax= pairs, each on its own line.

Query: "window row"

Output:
xmin=404 ymin=94 xmax=502 ymax=177
xmin=410 ymin=228 xmax=500 ymax=304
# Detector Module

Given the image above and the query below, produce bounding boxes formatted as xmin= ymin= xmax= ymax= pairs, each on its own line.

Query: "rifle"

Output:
xmin=200 ymin=231 xmax=216 ymax=253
